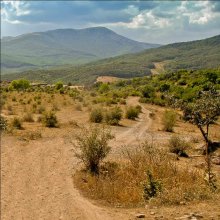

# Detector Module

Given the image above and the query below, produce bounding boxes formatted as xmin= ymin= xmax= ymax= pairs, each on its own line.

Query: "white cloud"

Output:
xmin=1 ymin=1 xmax=30 ymax=24
xmin=177 ymin=1 xmax=219 ymax=25
xmin=108 ymin=10 xmax=171 ymax=29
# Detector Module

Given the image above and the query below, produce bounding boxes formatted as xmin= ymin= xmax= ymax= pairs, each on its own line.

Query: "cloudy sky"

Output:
xmin=1 ymin=1 xmax=220 ymax=44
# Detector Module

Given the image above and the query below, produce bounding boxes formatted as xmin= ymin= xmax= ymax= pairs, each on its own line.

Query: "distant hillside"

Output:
xmin=1 ymin=27 xmax=159 ymax=73
xmin=2 ymin=35 xmax=220 ymax=85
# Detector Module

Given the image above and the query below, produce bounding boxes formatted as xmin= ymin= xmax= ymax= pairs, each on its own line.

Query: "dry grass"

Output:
xmin=19 ymin=130 xmax=42 ymax=141
xmin=74 ymin=141 xmax=216 ymax=207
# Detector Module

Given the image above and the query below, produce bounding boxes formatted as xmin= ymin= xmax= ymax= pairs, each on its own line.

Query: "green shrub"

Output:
xmin=42 ymin=111 xmax=58 ymax=127
xmin=162 ymin=110 xmax=177 ymax=132
xmin=105 ymin=107 xmax=122 ymax=125
xmin=55 ymin=81 xmax=63 ymax=90
xmin=143 ymin=170 xmax=162 ymax=200
xmin=10 ymin=79 xmax=30 ymax=90
xmin=168 ymin=136 xmax=190 ymax=157
xmin=98 ymin=83 xmax=109 ymax=93
xmin=125 ymin=106 xmax=140 ymax=120
xmin=12 ymin=117 xmax=22 ymax=129
xmin=90 ymin=108 xmax=103 ymax=123
xmin=74 ymin=126 xmax=114 ymax=174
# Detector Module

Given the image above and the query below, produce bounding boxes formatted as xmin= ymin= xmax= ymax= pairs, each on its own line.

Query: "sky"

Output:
xmin=1 ymin=1 xmax=220 ymax=44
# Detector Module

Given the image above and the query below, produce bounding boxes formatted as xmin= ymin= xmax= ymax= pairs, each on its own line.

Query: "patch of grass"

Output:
xmin=20 ymin=131 xmax=42 ymax=141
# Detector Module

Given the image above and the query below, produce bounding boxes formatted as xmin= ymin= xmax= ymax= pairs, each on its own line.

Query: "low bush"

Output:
xmin=74 ymin=126 xmax=114 ymax=174
xmin=90 ymin=108 xmax=103 ymax=123
xmin=12 ymin=117 xmax=22 ymax=129
xmin=162 ymin=110 xmax=177 ymax=132
xmin=125 ymin=106 xmax=140 ymax=120
xmin=143 ymin=170 xmax=162 ymax=200
xmin=42 ymin=111 xmax=58 ymax=128
xmin=105 ymin=107 xmax=122 ymax=125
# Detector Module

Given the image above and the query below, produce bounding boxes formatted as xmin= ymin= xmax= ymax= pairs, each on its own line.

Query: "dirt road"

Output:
xmin=1 ymin=133 xmax=135 ymax=220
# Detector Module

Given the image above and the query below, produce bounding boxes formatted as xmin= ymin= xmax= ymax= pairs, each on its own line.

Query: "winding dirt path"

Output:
xmin=111 ymin=97 xmax=153 ymax=149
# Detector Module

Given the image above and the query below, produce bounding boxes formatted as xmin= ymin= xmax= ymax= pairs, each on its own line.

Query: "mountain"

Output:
xmin=2 ymin=34 xmax=220 ymax=85
xmin=1 ymin=27 xmax=160 ymax=73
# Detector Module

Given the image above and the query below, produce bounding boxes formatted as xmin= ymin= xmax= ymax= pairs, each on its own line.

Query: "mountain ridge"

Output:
xmin=1 ymin=27 xmax=160 ymax=73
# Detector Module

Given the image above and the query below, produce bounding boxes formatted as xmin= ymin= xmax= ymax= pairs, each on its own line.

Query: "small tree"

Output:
xmin=181 ymin=89 xmax=220 ymax=185
xmin=74 ymin=126 xmax=114 ymax=174
xmin=182 ymin=89 xmax=220 ymax=152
